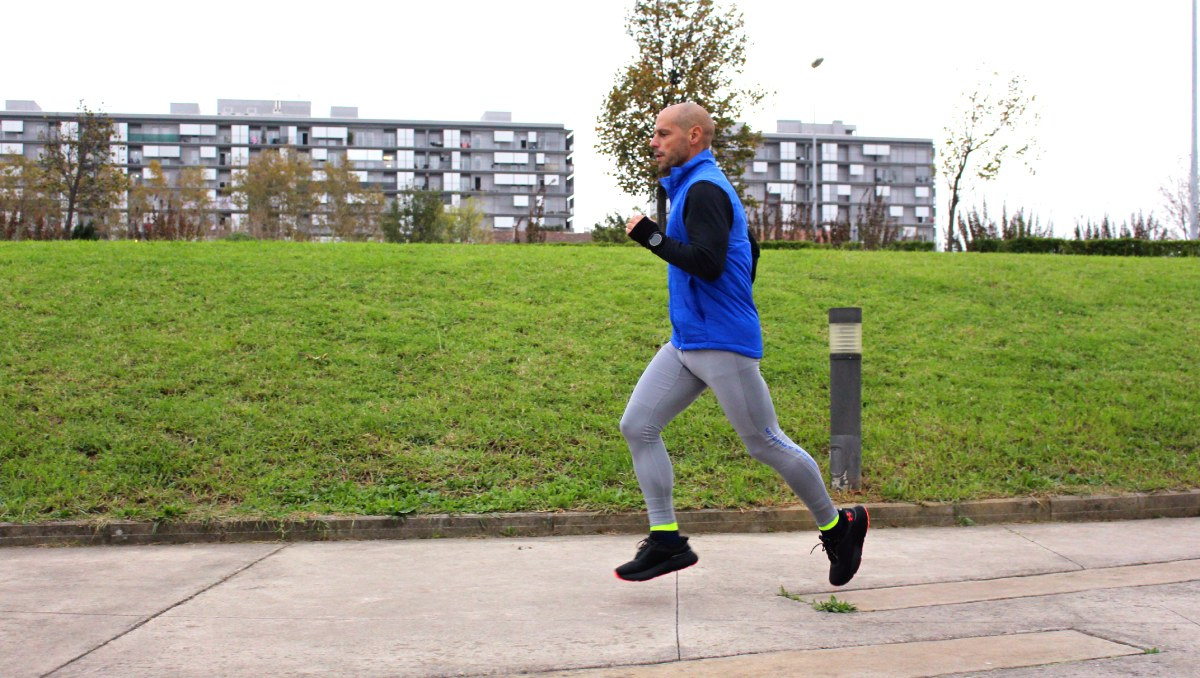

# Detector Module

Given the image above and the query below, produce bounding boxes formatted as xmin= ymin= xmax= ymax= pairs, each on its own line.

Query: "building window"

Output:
xmin=915 ymin=186 xmax=930 ymax=198
xmin=780 ymin=141 xmax=796 ymax=160
xmin=753 ymin=161 xmax=767 ymax=173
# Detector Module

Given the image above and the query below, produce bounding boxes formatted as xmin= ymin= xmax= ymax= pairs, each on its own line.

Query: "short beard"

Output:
xmin=656 ymin=151 xmax=682 ymax=176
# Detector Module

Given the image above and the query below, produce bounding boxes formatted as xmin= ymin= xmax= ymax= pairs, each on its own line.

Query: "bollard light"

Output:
xmin=828 ymin=307 xmax=862 ymax=490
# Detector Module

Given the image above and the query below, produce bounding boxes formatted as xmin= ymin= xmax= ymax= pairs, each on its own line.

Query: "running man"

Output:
xmin=615 ymin=102 xmax=868 ymax=585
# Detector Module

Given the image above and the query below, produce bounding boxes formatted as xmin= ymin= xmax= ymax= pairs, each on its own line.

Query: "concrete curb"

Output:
xmin=3 ymin=490 xmax=1198 ymax=548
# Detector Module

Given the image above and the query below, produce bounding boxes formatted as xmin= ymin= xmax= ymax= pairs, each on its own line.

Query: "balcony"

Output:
xmin=128 ymin=133 xmax=180 ymax=143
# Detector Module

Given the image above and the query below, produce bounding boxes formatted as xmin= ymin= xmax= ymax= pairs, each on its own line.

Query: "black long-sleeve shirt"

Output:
xmin=628 ymin=181 xmax=757 ymax=282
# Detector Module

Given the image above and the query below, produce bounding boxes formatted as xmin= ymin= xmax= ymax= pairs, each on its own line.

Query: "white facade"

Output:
xmin=0 ymin=99 xmax=575 ymax=233
xmin=741 ymin=121 xmax=936 ymax=241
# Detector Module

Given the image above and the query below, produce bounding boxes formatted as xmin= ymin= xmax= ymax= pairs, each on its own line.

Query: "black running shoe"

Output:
xmin=615 ymin=535 xmax=699 ymax=582
xmin=817 ymin=505 xmax=869 ymax=586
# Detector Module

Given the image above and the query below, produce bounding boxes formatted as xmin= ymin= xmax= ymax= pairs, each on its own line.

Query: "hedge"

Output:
xmin=758 ymin=240 xmax=935 ymax=252
xmin=972 ymin=237 xmax=1200 ymax=257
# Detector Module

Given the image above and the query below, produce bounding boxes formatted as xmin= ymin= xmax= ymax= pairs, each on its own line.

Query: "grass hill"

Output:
xmin=2 ymin=241 xmax=1197 ymax=522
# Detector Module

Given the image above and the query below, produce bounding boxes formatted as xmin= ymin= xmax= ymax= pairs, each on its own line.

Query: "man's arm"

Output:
xmin=625 ymin=182 xmax=732 ymax=282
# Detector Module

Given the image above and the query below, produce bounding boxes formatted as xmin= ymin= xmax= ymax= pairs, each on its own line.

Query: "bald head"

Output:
xmin=662 ymin=102 xmax=715 ymax=149
xmin=650 ymin=102 xmax=716 ymax=174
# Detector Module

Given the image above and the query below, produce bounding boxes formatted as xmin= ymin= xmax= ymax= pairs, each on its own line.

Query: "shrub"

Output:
xmin=972 ymin=237 xmax=1200 ymax=257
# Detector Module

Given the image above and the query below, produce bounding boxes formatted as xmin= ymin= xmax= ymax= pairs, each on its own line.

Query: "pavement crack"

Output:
xmin=1004 ymin=526 xmax=1086 ymax=569
xmin=674 ymin=571 xmax=682 ymax=661
xmin=39 ymin=543 xmax=290 ymax=677
xmin=1160 ymin=602 xmax=1200 ymax=627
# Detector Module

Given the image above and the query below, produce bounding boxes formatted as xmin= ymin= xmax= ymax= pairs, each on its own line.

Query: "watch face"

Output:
xmin=648 ymin=232 xmax=663 ymax=247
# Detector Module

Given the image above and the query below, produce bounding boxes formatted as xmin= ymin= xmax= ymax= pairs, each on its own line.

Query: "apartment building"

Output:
xmin=0 ymin=99 xmax=575 ymax=234
xmin=741 ymin=121 xmax=936 ymax=241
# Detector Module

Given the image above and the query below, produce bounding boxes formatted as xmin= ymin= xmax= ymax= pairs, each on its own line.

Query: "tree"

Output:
xmin=1158 ymin=174 xmax=1194 ymax=239
xmin=855 ymin=188 xmax=900 ymax=250
xmin=597 ymin=0 xmax=766 ymax=208
xmin=318 ymin=158 xmax=385 ymax=241
xmin=521 ymin=184 xmax=548 ymax=243
xmin=397 ymin=188 xmax=448 ymax=243
xmin=37 ymin=104 xmax=128 ymax=238
xmin=126 ymin=162 xmax=212 ymax=240
xmin=1073 ymin=212 xmax=1170 ymax=241
xmin=955 ymin=202 xmax=1051 ymax=249
xmin=446 ymin=197 xmax=490 ymax=243
xmin=380 ymin=199 xmax=404 ymax=243
xmin=0 ymin=155 xmax=59 ymax=240
xmin=128 ymin=160 xmax=173 ymax=239
xmin=941 ymin=74 xmax=1037 ymax=251
xmin=591 ymin=210 xmax=633 ymax=243
xmin=228 ymin=150 xmax=317 ymax=239
xmin=176 ymin=166 xmax=215 ymax=239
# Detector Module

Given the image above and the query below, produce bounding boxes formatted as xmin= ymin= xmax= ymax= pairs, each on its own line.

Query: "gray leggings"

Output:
xmin=620 ymin=343 xmax=837 ymax=529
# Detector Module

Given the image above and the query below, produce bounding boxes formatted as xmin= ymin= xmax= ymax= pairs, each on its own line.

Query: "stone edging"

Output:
xmin=2 ymin=490 xmax=1198 ymax=548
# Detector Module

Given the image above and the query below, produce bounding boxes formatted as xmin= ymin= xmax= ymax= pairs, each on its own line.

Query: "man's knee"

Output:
xmin=620 ymin=406 xmax=661 ymax=444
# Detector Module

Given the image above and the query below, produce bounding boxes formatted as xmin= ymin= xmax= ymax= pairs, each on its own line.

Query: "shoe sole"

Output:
xmin=853 ymin=505 xmax=870 ymax=577
xmin=615 ymin=550 xmax=699 ymax=582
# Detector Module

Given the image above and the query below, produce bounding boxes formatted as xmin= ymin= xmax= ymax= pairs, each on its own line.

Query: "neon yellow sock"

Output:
xmin=818 ymin=514 xmax=840 ymax=531
xmin=651 ymin=522 xmax=680 ymax=532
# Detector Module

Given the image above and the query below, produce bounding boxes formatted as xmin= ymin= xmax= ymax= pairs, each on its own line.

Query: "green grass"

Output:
xmin=1 ymin=241 xmax=1198 ymax=523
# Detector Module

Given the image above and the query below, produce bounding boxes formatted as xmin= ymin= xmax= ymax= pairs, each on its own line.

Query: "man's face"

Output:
xmin=649 ymin=111 xmax=691 ymax=175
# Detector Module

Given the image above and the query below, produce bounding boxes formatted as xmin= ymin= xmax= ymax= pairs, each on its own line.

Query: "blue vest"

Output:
xmin=661 ymin=149 xmax=762 ymax=358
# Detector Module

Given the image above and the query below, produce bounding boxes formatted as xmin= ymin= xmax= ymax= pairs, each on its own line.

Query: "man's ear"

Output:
xmin=689 ymin=126 xmax=703 ymax=146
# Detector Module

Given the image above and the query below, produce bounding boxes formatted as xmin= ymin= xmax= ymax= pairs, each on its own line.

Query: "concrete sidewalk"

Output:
xmin=2 ymin=517 xmax=1198 ymax=677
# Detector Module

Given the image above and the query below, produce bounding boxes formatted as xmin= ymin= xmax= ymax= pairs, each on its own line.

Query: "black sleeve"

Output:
xmin=626 ymin=181 xmax=732 ymax=282
xmin=748 ymin=229 xmax=759 ymax=283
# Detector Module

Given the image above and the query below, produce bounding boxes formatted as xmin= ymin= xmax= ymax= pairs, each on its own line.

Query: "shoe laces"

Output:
xmin=812 ymin=532 xmax=838 ymax=561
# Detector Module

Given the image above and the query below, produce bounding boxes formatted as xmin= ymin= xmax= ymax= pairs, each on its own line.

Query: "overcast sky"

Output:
xmin=5 ymin=1 xmax=1195 ymax=237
